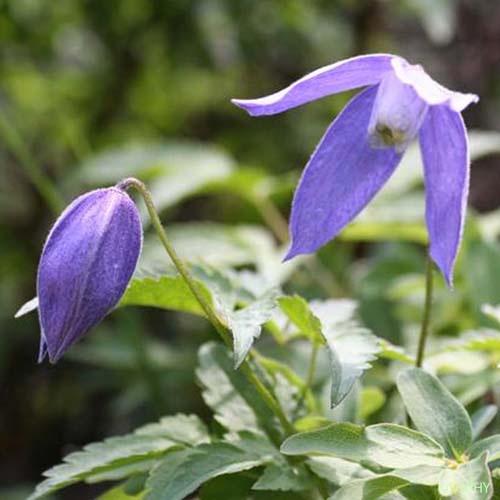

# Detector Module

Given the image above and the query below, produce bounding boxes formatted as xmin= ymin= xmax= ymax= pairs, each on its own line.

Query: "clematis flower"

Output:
xmin=36 ymin=186 xmax=142 ymax=363
xmin=232 ymin=54 xmax=478 ymax=286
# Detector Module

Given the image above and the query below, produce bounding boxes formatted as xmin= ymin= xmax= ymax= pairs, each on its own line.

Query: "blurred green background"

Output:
xmin=1 ymin=0 xmax=500 ymax=498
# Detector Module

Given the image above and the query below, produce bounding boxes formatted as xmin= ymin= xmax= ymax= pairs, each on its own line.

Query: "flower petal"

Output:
xmin=286 ymin=85 xmax=404 ymax=259
xmin=232 ymin=54 xmax=395 ymax=116
xmin=420 ymin=105 xmax=469 ymax=287
xmin=392 ymin=58 xmax=478 ymax=112
xmin=37 ymin=188 xmax=142 ymax=362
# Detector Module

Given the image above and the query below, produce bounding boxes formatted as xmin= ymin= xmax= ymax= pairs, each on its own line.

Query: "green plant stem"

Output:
xmin=119 ymin=177 xmax=295 ymax=438
xmin=0 ymin=112 xmax=64 ymax=214
xmin=296 ymin=342 xmax=319 ymax=413
xmin=416 ymin=253 xmax=434 ymax=368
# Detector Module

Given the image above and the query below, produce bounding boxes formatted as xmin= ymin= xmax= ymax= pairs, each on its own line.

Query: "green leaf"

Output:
xmin=277 ymin=295 xmax=324 ymax=345
xmin=29 ymin=434 xmax=179 ymax=499
xmin=467 ymin=435 xmax=500 ymax=463
xmin=135 ymin=414 xmax=209 ymax=446
xmin=281 ymin=422 xmax=445 ymax=469
xmin=397 ymin=368 xmax=473 ymax=459
xmin=196 ymin=342 xmax=282 ymax=440
xmin=307 ymin=456 xmax=373 ymax=486
xmin=438 ymin=452 xmax=492 ymax=500
xmin=252 ymin=463 xmax=313 ymax=492
xmin=329 ymin=474 xmax=409 ymax=500
xmin=470 ymin=406 xmax=498 ymax=441
xmin=145 ymin=442 xmax=267 ymax=500
xmin=228 ymin=289 xmax=279 ymax=368
xmin=119 ymin=267 xmax=213 ymax=316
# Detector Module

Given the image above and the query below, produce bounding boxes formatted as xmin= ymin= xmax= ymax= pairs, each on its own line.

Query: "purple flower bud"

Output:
xmin=37 ymin=187 xmax=142 ymax=363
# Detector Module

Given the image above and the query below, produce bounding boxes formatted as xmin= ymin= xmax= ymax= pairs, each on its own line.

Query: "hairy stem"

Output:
xmin=0 ymin=113 xmax=64 ymax=214
xmin=118 ymin=177 xmax=295 ymax=438
xmin=416 ymin=253 xmax=434 ymax=368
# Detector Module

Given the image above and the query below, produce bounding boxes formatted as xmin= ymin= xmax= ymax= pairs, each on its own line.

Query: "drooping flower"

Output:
xmin=36 ymin=186 xmax=142 ymax=363
xmin=232 ymin=54 xmax=478 ymax=286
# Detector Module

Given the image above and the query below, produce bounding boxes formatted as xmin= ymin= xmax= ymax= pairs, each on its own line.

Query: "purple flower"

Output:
xmin=37 ymin=187 xmax=142 ymax=363
xmin=232 ymin=54 xmax=478 ymax=286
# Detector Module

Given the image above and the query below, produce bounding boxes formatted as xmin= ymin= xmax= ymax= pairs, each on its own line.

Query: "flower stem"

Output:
xmin=119 ymin=177 xmax=295 ymax=437
xmin=416 ymin=253 xmax=434 ymax=368
xmin=0 ymin=112 xmax=64 ymax=214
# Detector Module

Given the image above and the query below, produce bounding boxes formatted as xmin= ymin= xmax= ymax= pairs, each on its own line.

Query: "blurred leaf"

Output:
xmin=482 ymin=304 xmax=500 ymax=326
xmin=71 ymin=141 xmax=234 ymax=212
xmin=145 ymin=441 xmax=268 ymax=500
xmin=464 ymin=242 xmax=500 ymax=316
xmin=471 ymin=406 xmax=498 ymax=441
xmin=141 ymin=222 xmax=278 ymax=271
xmin=438 ymin=452 xmax=492 ymax=500
xmin=397 ymin=368 xmax=473 ymax=458
xmin=467 ymin=435 xmax=500 ymax=463
xmin=281 ymin=422 xmax=445 ymax=469
xmin=360 ymin=386 xmax=386 ymax=420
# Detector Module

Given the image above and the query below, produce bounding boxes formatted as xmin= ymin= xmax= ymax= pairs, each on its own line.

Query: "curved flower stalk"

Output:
xmin=232 ymin=54 xmax=479 ymax=286
xmin=37 ymin=186 xmax=142 ymax=363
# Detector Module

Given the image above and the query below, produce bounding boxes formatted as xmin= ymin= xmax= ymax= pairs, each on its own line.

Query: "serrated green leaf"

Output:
xmin=145 ymin=442 xmax=267 ymax=500
xmin=467 ymin=435 xmax=500 ymax=463
xmin=229 ymin=289 xmax=279 ymax=368
xmin=29 ymin=434 xmax=179 ymax=499
xmin=135 ymin=414 xmax=209 ymax=446
xmin=397 ymin=368 xmax=473 ymax=459
xmin=311 ymin=299 xmax=380 ymax=407
xmin=439 ymin=452 xmax=492 ymax=500
xmin=278 ymin=295 xmax=324 ymax=345
xmin=252 ymin=463 xmax=312 ymax=492
xmin=281 ymin=422 xmax=445 ymax=469
xmin=196 ymin=342 xmax=282 ymax=440
xmin=329 ymin=474 xmax=409 ymax=500
xmin=471 ymin=406 xmax=498 ymax=441
xmin=119 ymin=268 xmax=213 ymax=316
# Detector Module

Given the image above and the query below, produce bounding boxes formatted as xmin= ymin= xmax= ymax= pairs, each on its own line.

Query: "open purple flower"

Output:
xmin=232 ymin=54 xmax=479 ymax=286
xmin=37 ymin=186 xmax=142 ymax=363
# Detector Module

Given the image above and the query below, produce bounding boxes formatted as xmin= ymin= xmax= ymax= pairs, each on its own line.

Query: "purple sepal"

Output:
xmin=37 ymin=187 xmax=142 ymax=363
xmin=285 ymin=86 xmax=404 ymax=259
